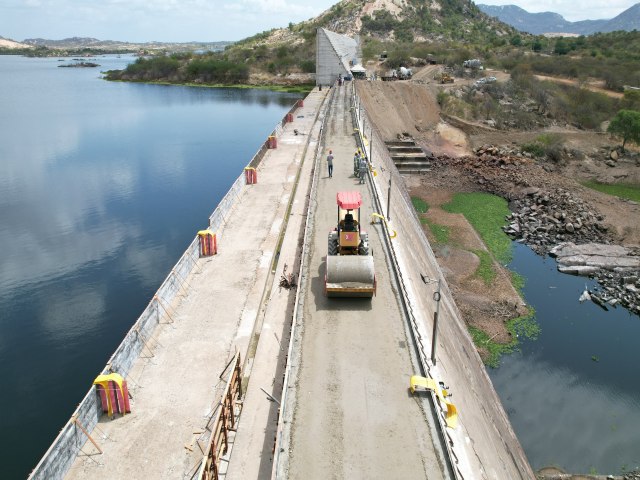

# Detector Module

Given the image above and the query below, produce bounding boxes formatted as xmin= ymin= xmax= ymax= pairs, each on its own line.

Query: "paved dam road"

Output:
xmin=287 ymin=85 xmax=448 ymax=479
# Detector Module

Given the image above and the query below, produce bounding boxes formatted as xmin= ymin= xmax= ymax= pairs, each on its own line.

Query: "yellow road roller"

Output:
xmin=325 ymin=191 xmax=376 ymax=297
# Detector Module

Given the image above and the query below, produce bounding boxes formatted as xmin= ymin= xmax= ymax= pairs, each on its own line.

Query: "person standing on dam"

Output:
xmin=353 ymin=150 xmax=360 ymax=177
xmin=327 ymin=149 xmax=334 ymax=178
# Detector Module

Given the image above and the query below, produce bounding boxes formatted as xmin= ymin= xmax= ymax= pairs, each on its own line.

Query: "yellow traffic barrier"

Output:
xmin=370 ymin=213 xmax=397 ymax=239
xmin=409 ymin=375 xmax=458 ymax=429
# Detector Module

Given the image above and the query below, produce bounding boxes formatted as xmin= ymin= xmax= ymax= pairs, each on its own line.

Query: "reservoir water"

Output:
xmin=491 ymin=243 xmax=640 ymax=474
xmin=0 ymin=55 xmax=300 ymax=478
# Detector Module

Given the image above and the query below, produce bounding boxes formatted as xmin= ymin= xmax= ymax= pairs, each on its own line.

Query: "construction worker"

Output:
xmin=358 ymin=155 xmax=368 ymax=184
xmin=327 ymin=149 xmax=334 ymax=178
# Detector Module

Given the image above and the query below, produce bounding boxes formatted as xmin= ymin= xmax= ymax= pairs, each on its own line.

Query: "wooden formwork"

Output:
xmin=198 ymin=352 xmax=243 ymax=480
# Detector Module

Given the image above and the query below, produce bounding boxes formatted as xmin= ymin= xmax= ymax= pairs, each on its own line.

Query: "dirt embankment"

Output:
xmin=357 ymin=78 xmax=640 ymax=360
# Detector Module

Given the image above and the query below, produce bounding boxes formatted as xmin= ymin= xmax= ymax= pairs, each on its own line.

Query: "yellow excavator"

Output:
xmin=325 ymin=191 xmax=376 ymax=297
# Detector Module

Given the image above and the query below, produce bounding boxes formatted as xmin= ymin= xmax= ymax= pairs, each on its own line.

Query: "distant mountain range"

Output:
xmin=22 ymin=37 xmax=232 ymax=51
xmin=0 ymin=35 xmax=232 ymax=51
xmin=477 ymin=2 xmax=640 ymax=35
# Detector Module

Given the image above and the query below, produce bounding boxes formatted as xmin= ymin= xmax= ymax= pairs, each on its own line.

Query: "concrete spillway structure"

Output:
xmin=315 ymin=27 xmax=360 ymax=86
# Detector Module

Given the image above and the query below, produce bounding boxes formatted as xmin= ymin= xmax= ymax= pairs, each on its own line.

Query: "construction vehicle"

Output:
xmin=463 ymin=59 xmax=483 ymax=69
xmin=325 ymin=191 xmax=376 ymax=297
xmin=398 ymin=66 xmax=413 ymax=79
xmin=439 ymin=73 xmax=454 ymax=84
xmin=382 ymin=67 xmax=412 ymax=81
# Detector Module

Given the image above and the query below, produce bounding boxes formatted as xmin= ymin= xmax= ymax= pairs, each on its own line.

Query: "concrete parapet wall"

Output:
xmin=107 ymin=237 xmax=199 ymax=375
xmin=353 ymin=83 xmax=534 ymax=479
xmin=209 ymin=174 xmax=245 ymax=233
xmin=28 ymin=388 xmax=102 ymax=480
xmin=29 ymin=96 xmax=303 ymax=480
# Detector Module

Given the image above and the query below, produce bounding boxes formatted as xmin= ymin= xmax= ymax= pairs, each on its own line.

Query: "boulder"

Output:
xmin=558 ymin=265 xmax=601 ymax=276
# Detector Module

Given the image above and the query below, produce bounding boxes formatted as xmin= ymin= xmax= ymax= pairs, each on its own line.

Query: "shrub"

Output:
xmin=521 ymin=142 xmax=545 ymax=157
xmin=608 ymin=109 xmax=640 ymax=150
xmin=300 ymin=60 xmax=315 ymax=73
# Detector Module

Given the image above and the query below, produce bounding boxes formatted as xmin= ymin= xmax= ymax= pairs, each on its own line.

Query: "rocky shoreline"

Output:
xmin=428 ymin=144 xmax=640 ymax=316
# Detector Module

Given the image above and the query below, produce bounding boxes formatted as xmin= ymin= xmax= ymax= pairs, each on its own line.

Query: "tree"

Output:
xmin=554 ymin=38 xmax=570 ymax=55
xmin=532 ymin=39 xmax=543 ymax=52
xmin=607 ymin=109 xmax=640 ymax=150
xmin=623 ymin=90 xmax=640 ymax=111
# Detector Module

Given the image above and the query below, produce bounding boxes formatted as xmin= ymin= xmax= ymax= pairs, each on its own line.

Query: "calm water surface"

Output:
xmin=0 ymin=55 xmax=300 ymax=478
xmin=491 ymin=243 xmax=640 ymax=474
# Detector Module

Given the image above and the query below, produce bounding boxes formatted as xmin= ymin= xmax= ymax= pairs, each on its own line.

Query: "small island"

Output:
xmin=58 ymin=61 xmax=100 ymax=68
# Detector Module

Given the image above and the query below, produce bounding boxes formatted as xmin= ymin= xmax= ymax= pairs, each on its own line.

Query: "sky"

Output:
xmin=0 ymin=0 xmax=638 ymax=43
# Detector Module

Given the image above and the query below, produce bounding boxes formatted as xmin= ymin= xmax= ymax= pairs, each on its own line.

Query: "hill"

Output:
xmin=105 ymin=0 xmax=520 ymax=86
xmin=602 ymin=2 xmax=640 ymax=33
xmin=0 ymin=35 xmax=31 ymax=49
xmin=478 ymin=2 xmax=640 ymax=35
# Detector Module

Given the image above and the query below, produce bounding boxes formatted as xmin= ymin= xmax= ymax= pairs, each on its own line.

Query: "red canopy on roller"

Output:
xmin=336 ymin=191 xmax=362 ymax=210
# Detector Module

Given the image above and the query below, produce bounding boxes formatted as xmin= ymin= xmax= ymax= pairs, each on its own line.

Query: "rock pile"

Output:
xmin=426 ymin=145 xmax=640 ymax=315
xmin=472 ymin=144 xmax=528 ymax=168
xmin=550 ymin=243 xmax=640 ymax=314
xmin=503 ymin=187 xmax=610 ymax=254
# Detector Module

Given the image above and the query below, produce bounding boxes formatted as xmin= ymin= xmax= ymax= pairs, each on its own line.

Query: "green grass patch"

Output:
xmin=429 ymin=222 xmax=451 ymax=245
xmin=443 ymin=192 xmax=513 ymax=264
xmin=411 ymin=196 xmax=429 ymax=213
xmin=511 ymin=271 xmax=526 ymax=295
xmin=471 ymin=249 xmax=496 ymax=285
xmin=105 ymin=78 xmax=314 ymax=94
xmin=470 ymin=307 xmax=539 ymax=368
xmin=508 ymin=308 xmax=540 ymax=341
xmin=469 ymin=327 xmax=515 ymax=368
xmin=581 ymin=180 xmax=640 ymax=203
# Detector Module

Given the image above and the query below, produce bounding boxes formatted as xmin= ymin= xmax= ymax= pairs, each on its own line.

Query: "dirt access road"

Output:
xmin=357 ymin=76 xmax=639 ymax=360
xmin=288 ymin=85 xmax=450 ymax=478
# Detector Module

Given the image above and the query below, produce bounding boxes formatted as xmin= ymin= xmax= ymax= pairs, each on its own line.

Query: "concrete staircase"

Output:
xmin=385 ymin=140 xmax=431 ymax=173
